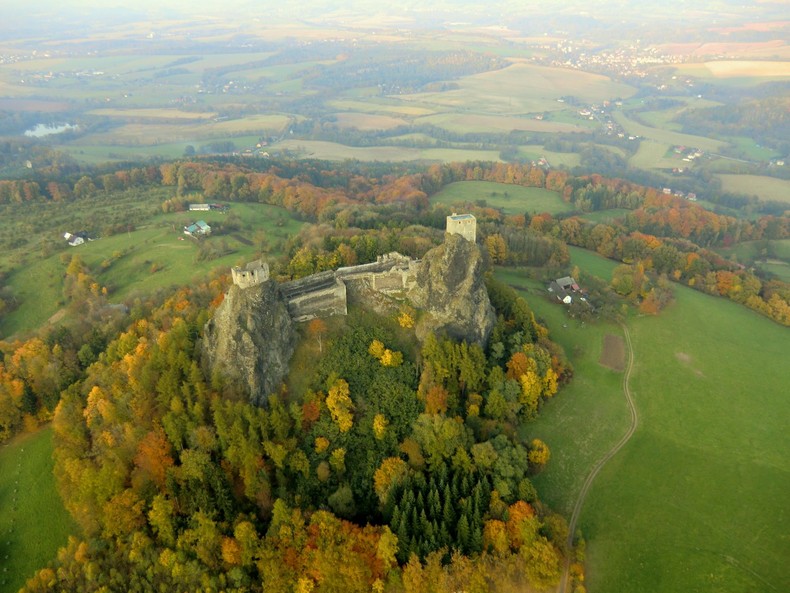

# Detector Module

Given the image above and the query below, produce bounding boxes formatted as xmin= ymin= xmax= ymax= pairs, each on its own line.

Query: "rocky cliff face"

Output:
xmin=202 ymin=280 xmax=295 ymax=406
xmin=410 ymin=233 xmax=495 ymax=345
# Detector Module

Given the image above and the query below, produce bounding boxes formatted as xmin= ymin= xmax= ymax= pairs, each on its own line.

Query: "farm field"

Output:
xmin=517 ymin=145 xmax=581 ymax=168
xmin=414 ymin=113 xmax=585 ymax=134
xmin=717 ymin=174 xmax=790 ymax=203
xmin=629 ymin=139 xmax=675 ymax=170
xmin=430 ymin=181 xmax=571 ymax=215
xmin=494 ymin=268 xmax=629 ymax=521
xmin=0 ymin=428 xmax=77 ymax=593
xmin=714 ymin=239 xmax=790 ymax=264
xmin=0 ymin=201 xmax=304 ymax=339
xmin=673 ymin=60 xmax=790 ymax=83
xmin=93 ymin=203 xmax=303 ymax=295
xmin=504 ymin=248 xmax=790 ymax=593
xmin=613 ymin=110 xmax=726 ymax=152
xmin=400 ymin=63 xmax=636 ymax=115
xmin=272 ymin=139 xmax=502 ymax=162
xmin=327 ymin=100 xmax=435 ymax=116
xmin=73 ymin=115 xmax=291 ymax=147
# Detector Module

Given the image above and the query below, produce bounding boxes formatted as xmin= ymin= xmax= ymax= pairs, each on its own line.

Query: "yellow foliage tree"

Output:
xmin=373 ymin=457 xmax=409 ymax=503
xmin=329 ymin=448 xmax=346 ymax=473
xmin=519 ymin=371 xmax=542 ymax=415
xmin=373 ymin=414 xmax=388 ymax=440
xmin=398 ymin=311 xmax=415 ymax=329
xmin=326 ymin=379 xmax=354 ymax=432
xmin=314 ymin=436 xmax=330 ymax=453
xmin=368 ymin=340 xmax=386 ymax=359
xmin=543 ymin=368 xmax=559 ymax=397
xmin=380 ymin=349 xmax=403 ymax=367
xmin=528 ymin=438 xmax=551 ymax=467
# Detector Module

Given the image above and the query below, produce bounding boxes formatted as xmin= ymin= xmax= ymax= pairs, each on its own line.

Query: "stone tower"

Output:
xmin=446 ymin=213 xmax=476 ymax=242
xmin=231 ymin=259 xmax=270 ymax=289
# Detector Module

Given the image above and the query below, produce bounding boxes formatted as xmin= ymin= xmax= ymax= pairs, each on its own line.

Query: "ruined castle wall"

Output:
xmin=285 ymin=278 xmax=347 ymax=322
xmin=278 ymin=253 xmax=420 ymax=322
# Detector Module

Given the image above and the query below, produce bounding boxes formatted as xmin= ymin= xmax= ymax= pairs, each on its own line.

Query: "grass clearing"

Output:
xmin=494 ymin=268 xmax=629 ymax=520
xmin=682 ymin=60 xmax=790 ymax=79
xmin=0 ymin=428 xmax=77 ymax=593
xmin=716 ymin=174 xmax=790 ymax=203
xmin=332 ymin=113 xmax=409 ymax=131
xmin=74 ymin=115 xmax=291 ymax=147
xmin=80 ymin=203 xmax=303 ymax=301
xmin=87 ymin=108 xmax=217 ymax=120
xmin=0 ymin=198 xmax=303 ymax=338
xmin=415 ymin=112 xmax=585 ymax=134
xmin=517 ymin=145 xmax=581 ymax=168
xmin=502 ymin=247 xmax=790 ymax=593
xmin=400 ymin=63 xmax=636 ymax=115
xmin=727 ymin=136 xmax=780 ymax=161
xmin=614 ymin=110 xmax=726 ymax=152
xmin=430 ymin=181 xmax=571 ymax=215
xmin=327 ymin=100 xmax=435 ymax=116
xmin=628 ymin=140 xmax=674 ymax=170
xmin=273 ymin=139 xmax=501 ymax=162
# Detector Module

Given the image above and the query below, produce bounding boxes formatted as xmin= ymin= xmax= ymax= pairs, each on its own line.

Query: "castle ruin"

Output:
xmin=231 ymin=259 xmax=270 ymax=289
xmin=446 ymin=213 xmax=476 ymax=242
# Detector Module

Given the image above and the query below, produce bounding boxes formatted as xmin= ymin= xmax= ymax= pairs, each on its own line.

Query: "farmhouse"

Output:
xmin=446 ymin=213 xmax=476 ymax=242
xmin=184 ymin=220 xmax=211 ymax=237
xmin=189 ymin=203 xmax=229 ymax=212
xmin=548 ymin=275 xmax=581 ymax=305
xmin=63 ymin=231 xmax=89 ymax=247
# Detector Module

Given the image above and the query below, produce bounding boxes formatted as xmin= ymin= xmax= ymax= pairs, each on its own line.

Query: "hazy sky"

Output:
xmin=1 ymin=0 xmax=784 ymax=41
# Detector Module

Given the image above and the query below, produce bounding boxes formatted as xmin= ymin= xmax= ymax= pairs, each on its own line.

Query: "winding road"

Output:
xmin=558 ymin=322 xmax=638 ymax=593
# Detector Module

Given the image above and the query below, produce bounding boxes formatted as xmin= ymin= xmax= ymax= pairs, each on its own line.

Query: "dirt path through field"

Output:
xmin=558 ymin=322 xmax=637 ymax=593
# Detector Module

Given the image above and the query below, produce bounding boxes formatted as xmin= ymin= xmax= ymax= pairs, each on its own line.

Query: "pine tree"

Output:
xmin=470 ymin=524 xmax=483 ymax=554
xmin=397 ymin=517 xmax=410 ymax=563
xmin=457 ymin=513 xmax=470 ymax=553
xmin=390 ymin=504 xmax=401 ymax=532
xmin=442 ymin=494 xmax=455 ymax=527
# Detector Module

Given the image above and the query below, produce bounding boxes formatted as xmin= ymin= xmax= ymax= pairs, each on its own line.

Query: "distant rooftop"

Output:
xmin=449 ymin=213 xmax=475 ymax=221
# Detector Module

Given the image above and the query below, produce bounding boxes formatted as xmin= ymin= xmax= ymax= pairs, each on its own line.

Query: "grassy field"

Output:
xmin=0 ymin=428 xmax=77 ymax=593
xmin=273 ymin=139 xmax=502 ymax=162
xmin=517 ymin=145 xmax=581 ymax=169
xmin=495 ymin=267 xmax=629 ymax=522
xmin=674 ymin=60 xmax=790 ymax=82
xmin=430 ymin=181 xmax=571 ymax=215
xmin=400 ymin=62 xmax=636 ymax=115
xmin=614 ymin=110 xmax=726 ymax=152
xmin=327 ymin=100 xmax=435 ymax=116
xmin=714 ymin=239 xmax=790 ymax=280
xmin=728 ymin=136 xmax=780 ymax=161
xmin=717 ymin=174 xmax=790 ymax=203
xmin=627 ymin=140 xmax=674 ymax=170
xmin=332 ymin=113 xmax=409 ymax=130
xmin=414 ymin=113 xmax=585 ymax=134
xmin=501 ymin=248 xmax=790 ymax=593
xmin=0 ymin=201 xmax=304 ymax=339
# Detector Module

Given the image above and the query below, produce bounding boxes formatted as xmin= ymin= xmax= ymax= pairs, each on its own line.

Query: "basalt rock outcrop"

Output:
xmin=410 ymin=233 xmax=495 ymax=345
xmin=202 ymin=279 xmax=295 ymax=406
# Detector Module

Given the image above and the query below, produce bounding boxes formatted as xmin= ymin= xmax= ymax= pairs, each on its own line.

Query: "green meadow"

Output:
xmin=0 ymin=428 xmax=77 ymax=593
xmin=614 ymin=110 xmax=726 ymax=152
xmin=501 ymin=249 xmax=790 ymax=593
xmin=0 ymin=200 xmax=304 ymax=338
xmin=717 ymin=174 xmax=790 ymax=203
xmin=430 ymin=181 xmax=571 ymax=215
